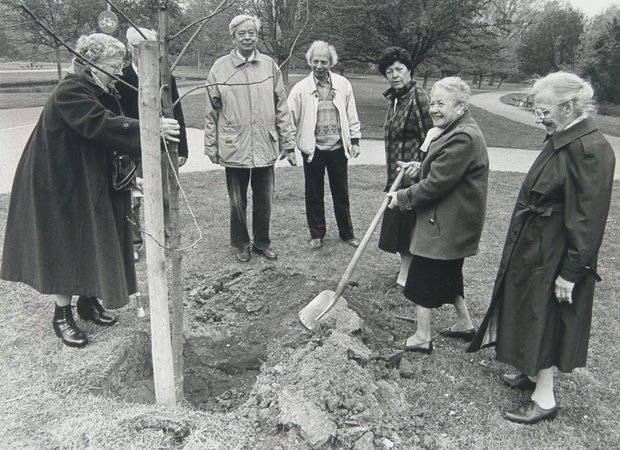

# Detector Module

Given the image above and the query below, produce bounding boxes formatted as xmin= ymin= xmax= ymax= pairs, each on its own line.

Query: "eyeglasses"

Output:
xmin=533 ymin=102 xmax=565 ymax=120
xmin=100 ymin=61 xmax=126 ymax=74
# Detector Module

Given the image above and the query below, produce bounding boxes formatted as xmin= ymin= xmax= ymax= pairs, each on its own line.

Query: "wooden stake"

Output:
xmin=159 ymin=7 xmax=185 ymax=404
xmin=138 ymin=40 xmax=176 ymax=408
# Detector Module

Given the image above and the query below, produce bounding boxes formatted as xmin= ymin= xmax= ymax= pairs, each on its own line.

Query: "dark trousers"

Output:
xmin=225 ymin=166 xmax=274 ymax=251
xmin=302 ymin=147 xmax=354 ymax=241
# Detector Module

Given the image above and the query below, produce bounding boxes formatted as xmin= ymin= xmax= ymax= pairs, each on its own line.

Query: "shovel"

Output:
xmin=299 ymin=168 xmax=407 ymax=330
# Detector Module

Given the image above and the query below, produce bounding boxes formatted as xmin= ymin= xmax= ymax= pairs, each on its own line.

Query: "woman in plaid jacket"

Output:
xmin=377 ymin=47 xmax=433 ymax=288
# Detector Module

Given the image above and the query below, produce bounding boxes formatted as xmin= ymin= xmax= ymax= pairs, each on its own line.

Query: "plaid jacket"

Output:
xmin=383 ymin=81 xmax=433 ymax=190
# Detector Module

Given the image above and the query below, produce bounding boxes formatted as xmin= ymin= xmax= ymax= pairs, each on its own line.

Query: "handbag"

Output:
xmin=111 ymin=152 xmax=137 ymax=191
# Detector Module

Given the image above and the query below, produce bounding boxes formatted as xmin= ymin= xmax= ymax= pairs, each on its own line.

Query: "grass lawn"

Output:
xmin=0 ymin=167 xmax=618 ymax=448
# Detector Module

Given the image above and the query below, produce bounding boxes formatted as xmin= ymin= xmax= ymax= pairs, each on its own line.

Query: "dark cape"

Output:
xmin=1 ymin=62 xmax=142 ymax=308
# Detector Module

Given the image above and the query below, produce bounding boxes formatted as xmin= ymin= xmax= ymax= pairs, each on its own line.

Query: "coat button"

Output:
xmin=122 ymin=122 xmax=130 ymax=129
xmin=429 ymin=218 xmax=435 ymax=224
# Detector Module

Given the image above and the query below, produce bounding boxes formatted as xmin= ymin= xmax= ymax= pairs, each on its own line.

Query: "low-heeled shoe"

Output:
xmin=252 ymin=246 xmax=278 ymax=260
xmin=502 ymin=372 xmax=537 ymax=390
xmin=345 ymin=238 xmax=360 ymax=248
xmin=439 ymin=327 xmax=476 ymax=342
xmin=504 ymin=400 xmax=558 ymax=424
xmin=403 ymin=339 xmax=433 ymax=354
xmin=76 ymin=296 xmax=117 ymax=326
xmin=236 ymin=248 xmax=251 ymax=262
xmin=310 ymin=238 xmax=323 ymax=249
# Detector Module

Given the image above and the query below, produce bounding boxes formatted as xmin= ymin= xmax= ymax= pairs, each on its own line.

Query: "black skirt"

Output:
xmin=378 ymin=208 xmax=415 ymax=254
xmin=403 ymin=256 xmax=464 ymax=308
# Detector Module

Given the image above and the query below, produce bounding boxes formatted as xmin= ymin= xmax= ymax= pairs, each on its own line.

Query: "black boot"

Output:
xmin=53 ymin=304 xmax=88 ymax=348
xmin=76 ymin=296 xmax=117 ymax=326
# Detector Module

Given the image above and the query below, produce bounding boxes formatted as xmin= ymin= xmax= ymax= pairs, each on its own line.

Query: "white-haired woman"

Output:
xmin=288 ymin=40 xmax=362 ymax=249
xmin=387 ymin=77 xmax=489 ymax=354
xmin=468 ymin=72 xmax=615 ymax=424
xmin=1 ymin=33 xmax=179 ymax=348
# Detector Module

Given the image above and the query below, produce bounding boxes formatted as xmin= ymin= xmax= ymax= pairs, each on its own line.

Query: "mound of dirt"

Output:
xmin=183 ymin=267 xmax=427 ymax=448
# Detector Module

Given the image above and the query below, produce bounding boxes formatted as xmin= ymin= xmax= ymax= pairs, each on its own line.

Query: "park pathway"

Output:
xmin=470 ymin=90 xmax=620 ymax=157
xmin=2 ymin=89 xmax=619 ymax=194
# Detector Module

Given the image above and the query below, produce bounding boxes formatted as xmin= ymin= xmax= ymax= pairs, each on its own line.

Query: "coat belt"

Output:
xmin=515 ymin=200 xmax=564 ymax=218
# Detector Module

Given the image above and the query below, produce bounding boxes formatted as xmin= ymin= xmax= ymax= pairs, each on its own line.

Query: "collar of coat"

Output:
xmin=383 ymin=80 xmax=417 ymax=101
xmin=71 ymin=59 xmax=117 ymax=97
xmin=229 ymin=48 xmax=262 ymax=67
xmin=548 ymin=116 xmax=598 ymax=150
xmin=434 ymin=109 xmax=473 ymax=137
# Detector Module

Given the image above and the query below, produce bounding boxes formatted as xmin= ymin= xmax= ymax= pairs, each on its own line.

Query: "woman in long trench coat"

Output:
xmin=1 ymin=34 xmax=180 ymax=348
xmin=467 ymin=72 xmax=615 ymax=424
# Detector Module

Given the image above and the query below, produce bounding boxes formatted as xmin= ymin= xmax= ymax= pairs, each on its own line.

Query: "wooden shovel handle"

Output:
xmin=315 ymin=168 xmax=407 ymax=321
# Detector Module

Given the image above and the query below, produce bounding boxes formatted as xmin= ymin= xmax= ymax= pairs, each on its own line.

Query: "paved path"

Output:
xmin=0 ymin=106 xmax=543 ymax=194
xmin=470 ymin=90 xmax=620 ymax=156
xmin=3 ymin=91 xmax=619 ymax=194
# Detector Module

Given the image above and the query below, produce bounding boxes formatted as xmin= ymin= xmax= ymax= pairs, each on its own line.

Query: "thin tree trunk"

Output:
xmin=55 ymin=46 xmax=62 ymax=81
xmin=159 ymin=8 xmax=185 ymax=404
xmin=139 ymin=40 xmax=176 ymax=408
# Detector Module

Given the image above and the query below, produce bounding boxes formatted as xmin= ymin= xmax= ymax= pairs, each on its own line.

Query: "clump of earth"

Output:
xmin=180 ymin=267 xmax=434 ymax=449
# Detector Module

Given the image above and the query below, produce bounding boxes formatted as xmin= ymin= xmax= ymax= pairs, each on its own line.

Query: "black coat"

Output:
xmin=467 ymin=118 xmax=616 ymax=375
xmin=1 ymin=65 xmax=142 ymax=308
xmin=116 ymin=64 xmax=188 ymax=158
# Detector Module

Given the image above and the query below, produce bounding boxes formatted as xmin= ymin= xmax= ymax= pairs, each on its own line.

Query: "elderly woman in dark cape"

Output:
xmin=1 ymin=33 xmax=179 ymax=348
xmin=467 ymin=72 xmax=615 ymax=424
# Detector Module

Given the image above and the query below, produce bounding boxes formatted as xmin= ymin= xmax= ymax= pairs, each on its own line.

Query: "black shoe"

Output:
xmin=76 ymin=296 xmax=117 ymax=326
xmin=502 ymin=372 xmax=537 ymax=390
xmin=252 ymin=246 xmax=278 ymax=260
xmin=504 ymin=400 xmax=558 ymax=424
xmin=53 ymin=304 xmax=88 ymax=348
xmin=403 ymin=339 xmax=433 ymax=354
xmin=236 ymin=248 xmax=251 ymax=262
xmin=439 ymin=327 xmax=476 ymax=342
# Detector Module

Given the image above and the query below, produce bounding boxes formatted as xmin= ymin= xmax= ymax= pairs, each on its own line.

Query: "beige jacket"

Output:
xmin=204 ymin=50 xmax=295 ymax=168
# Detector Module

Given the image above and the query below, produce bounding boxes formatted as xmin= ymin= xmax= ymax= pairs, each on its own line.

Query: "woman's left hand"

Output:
xmin=397 ymin=160 xmax=421 ymax=178
xmin=387 ymin=192 xmax=399 ymax=209
xmin=160 ymin=117 xmax=180 ymax=143
xmin=555 ymin=275 xmax=575 ymax=304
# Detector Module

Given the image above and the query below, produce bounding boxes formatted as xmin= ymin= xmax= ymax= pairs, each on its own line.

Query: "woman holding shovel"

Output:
xmin=387 ymin=77 xmax=489 ymax=354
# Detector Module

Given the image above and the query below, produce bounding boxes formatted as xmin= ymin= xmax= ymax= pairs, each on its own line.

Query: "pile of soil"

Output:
xmin=179 ymin=266 xmax=433 ymax=449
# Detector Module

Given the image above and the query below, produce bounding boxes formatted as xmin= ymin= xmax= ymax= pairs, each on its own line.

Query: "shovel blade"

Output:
xmin=298 ymin=290 xmax=348 ymax=330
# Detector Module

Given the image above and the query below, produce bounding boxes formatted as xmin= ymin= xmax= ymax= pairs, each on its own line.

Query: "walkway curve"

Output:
xmin=2 ymin=92 xmax=619 ymax=194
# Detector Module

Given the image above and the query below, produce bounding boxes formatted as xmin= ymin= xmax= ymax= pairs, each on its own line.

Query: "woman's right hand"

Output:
xmin=160 ymin=117 xmax=180 ymax=143
xmin=387 ymin=192 xmax=399 ymax=209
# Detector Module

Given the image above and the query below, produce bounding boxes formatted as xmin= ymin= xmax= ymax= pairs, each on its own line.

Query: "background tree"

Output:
xmin=579 ymin=6 xmax=620 ymax=105
xmin=312 ymin=0 xmax=493 ymax=72
xmin=517 ymin=1 xmax=584 ymax=76
xmin=241 ymin=0 xmax=317 ymax=83
xmin=2 ymin=0 xmax=102 ymax=79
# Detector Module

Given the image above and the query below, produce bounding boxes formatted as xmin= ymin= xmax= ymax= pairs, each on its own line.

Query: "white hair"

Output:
xmin=75 ymin=33 xmax=125 ymax=64
xmin=126 ymin=27 xmax=157 ymax=45
xmin=431 ymin=77 xmax=471 ymax=107
xmin=229 ymin=14 xmax=261 ymax=36
xmin=305 ymin=40 xmax=338 ymax=66
xmin=531 ymin=71 xmax=596 ymax=116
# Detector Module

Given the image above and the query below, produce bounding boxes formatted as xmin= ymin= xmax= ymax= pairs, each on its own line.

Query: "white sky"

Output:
xmin=567 ymin=0 xmax=620 ymax=16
